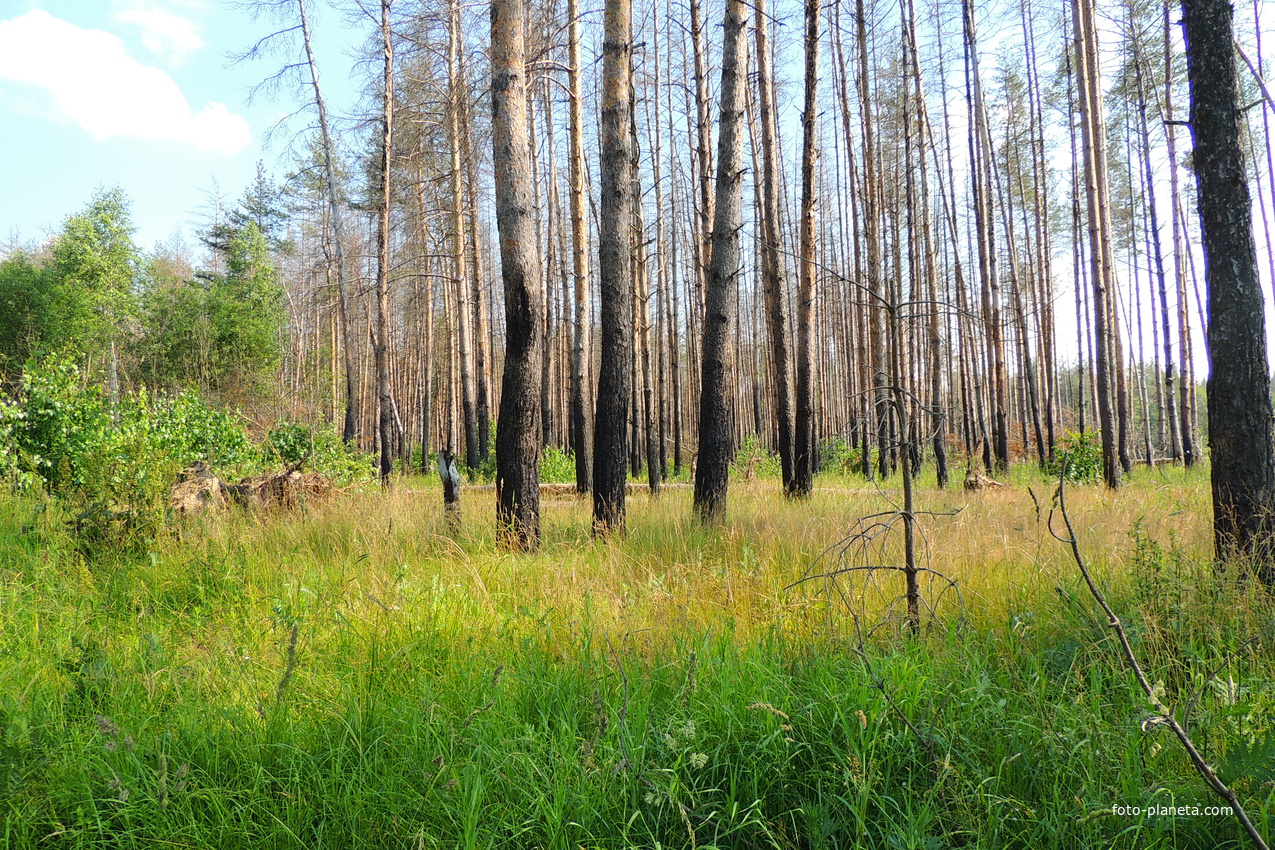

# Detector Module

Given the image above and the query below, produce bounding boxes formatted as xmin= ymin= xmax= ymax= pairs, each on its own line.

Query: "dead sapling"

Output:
xmin=787 ymin=497 xmax=964 ymax=637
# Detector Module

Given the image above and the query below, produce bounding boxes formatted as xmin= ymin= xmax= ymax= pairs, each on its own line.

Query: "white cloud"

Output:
xmin=0 ymin=9 xmax=249 ymax=155
xmin=114 ymin=2 xmax=205 ymax=65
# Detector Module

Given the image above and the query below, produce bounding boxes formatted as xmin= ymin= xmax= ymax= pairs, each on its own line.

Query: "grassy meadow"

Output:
xmin=2 ymin=464 xmax=1274 ymax=848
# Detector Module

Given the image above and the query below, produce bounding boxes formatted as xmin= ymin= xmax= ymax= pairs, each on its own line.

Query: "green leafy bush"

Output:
xmin=265 ymin=423 xmax=312 ymax=465
xmin=820 ymin=434 xmax=863 ymax=475
xmin=540 ymin=445 xmax=576 ymax=484
xmin=0 ymin=356 xmax=113 ymax=493
xmin=0 ymin=358 xmax=256 ymax=506
xmin=1044 ymin=430 xmax=1104 ymax=482
xmin=307 ymin=428 xmax=374 ymax=487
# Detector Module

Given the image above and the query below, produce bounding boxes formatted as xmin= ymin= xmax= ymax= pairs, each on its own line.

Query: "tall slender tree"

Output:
xmin=1182 ymin=0 xmax=1275 ymax=580
xmin=793 ymin=0 xmax=821 ymax=497
xmin=753 ymin=0 xmax=797 ymax=495
xmin=694 ymin=0 xmax=748 ymax=522
xmin=373 ymin=0 xmax=397 ymax=481
xmin=567 ymin=0 xmax=592 ymax=493
xmin=293 ymin=0 xmax=359 ymax=446
xmin=491 ymin=0 xmax=544 ymax=549
xmin=593 ymin=0 xmax=634 ymax=532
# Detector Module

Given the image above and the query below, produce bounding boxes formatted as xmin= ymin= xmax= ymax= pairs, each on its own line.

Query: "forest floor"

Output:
xmin=2 ymin=463 xmax=1273 ymax=848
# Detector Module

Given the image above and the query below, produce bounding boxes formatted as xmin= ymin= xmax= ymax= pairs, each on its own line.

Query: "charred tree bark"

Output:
xmin=593 ymin=0 xmax=633 ymax=533
xmin=491 ymin=0 xmax=544 ymax=550
xmin=449 ymin=0 xmax=479 ymax=474
xmin=753 ymin=0 xmax=797 ymax=495
xmin=567 ymin=0 xmax=593 ymax=493
xmin=374 ymin=0 xmax=397 ymax=483
xmin=793 ymin=0 xmax=820 ymax=497
xmin=694 ymin=0 xmax=748 ymax=523
xmin=1182 ymin=0 xmax=1275 ymax=579
xmin=1165 ymin=0 xmax=1196 ymax=467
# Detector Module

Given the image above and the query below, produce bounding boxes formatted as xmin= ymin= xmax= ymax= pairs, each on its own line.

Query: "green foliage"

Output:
xmin=0 ymin=253 xmax=56 ymax=379
xmin=539 ymin=445 xmax=576 ymax=484
xmin=732 ymin=433 xmax=781 ymax=478
xmin=201 ymin=162 xmax=293 ymax=256
xmin=819 ymin=433 xmax=864 ymax=475
xmin=264 ymin=423 xmax=373 ymax=486
xmin=0 ymin=355 xmax=112 ymax=493
xmin=138 ymin=222 xmax=285 ymax=398
xmin=307 ymin=429 xmax=375 ymax=487
xmin=0 ymin=189 xmax=139 ymax=377
xmin=46 ymin=187 xmax=140 ymax=358
xmin=0 ymin=357 xmax=253 ymax=501
xmin=204 ymin=223 xmax=286 ymax=396
xmin=265 ymin=423 xmax=312 ymax=465
xmin=1045 ymin=430 xmax=1105 ymax=482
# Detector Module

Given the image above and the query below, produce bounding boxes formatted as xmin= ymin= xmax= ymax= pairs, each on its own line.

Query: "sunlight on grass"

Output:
xmin=3 ymin=464 xmax=1272 ymax=849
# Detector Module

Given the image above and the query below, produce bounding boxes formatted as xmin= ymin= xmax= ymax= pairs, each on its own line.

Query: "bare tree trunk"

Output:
xmin=593 ymin=0 xmax=633 ymax=532
xmin=415 ymin=174 xmax=435 ymax=474
xmin=1182 ymin=0 xmax=1275 ymax=580
xmin=1023 ymin=0 xmax=1057 ymax=458
xmin=447 ymin=0 xmax=479 ymax=474
xmin=460 ymin=55 xmax=493 ymax=463
xmin=1165 ymin=0 xmax=1196 ymax=466
xmin=667 ymin=28 xmax=685 ymax=477
xmin=541 ymin=83 xmax=560 ymax=450
xmin=690 ymin=0 xmax=714 ymax=366
xmin=793 ymin=0 xmax=820 ymax=497
xmin=904 ymin=0 xmax=947 ymax=487
xmin=830 ymin=0 xmax=873 ymax=479
xmin=652 ymin=24 xmax=670 ymax=481
xmin=629 ymin=70 xmax=660 ymax=496
xmin=491 ymin=0 xmax=544 ymax=549
xmin=297 ymin=0 xmax=358 ymax=446
xmin=856 ymin=0 xmax=888 ymax=481
xmin=1072 ymin=0 xmax=1120 ymax=488
xmin=694 ymin=0 xmax=748 ymax=523
xmin=753 ymin=0 xmax=797 ymax=494
xmin=374 ymin=0 xmax=397 ymax=482
xmin=964 ymin=0 xmax=1008 ymax=473
xmin=566 ymin=0 xmax=592 ymax=493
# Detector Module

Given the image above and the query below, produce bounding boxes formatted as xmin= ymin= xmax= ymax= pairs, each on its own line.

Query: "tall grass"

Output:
xmin=2 ymin=466 xmax=1273 ymax=848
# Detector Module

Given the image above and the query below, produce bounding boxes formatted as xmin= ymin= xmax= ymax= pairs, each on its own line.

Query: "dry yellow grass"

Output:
xmin=183 ymin=466 xmax=1213 ymax=653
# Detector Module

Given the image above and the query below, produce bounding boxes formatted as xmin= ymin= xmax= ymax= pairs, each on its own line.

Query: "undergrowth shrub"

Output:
xmin=263 ymin=422 xmax=311 ymax=465
xmin=1045 ymin=430 xmax=1104 ymax=482
xmin=819 ymin=434 xmax=863 ymax=474
xmin=307 ymin=428 xmax=374 ymax=487
xmin=733 ymin=433 xmax=781 ymax=478
xmin=0 ymin=358 xmax=256 ymax=500
xmin=540 ymin=445 xmax=576 ymax=484
xmin=263 ymin=422 xmax=373 ymax=486
xmin=0 ymin=358 xmax=374 ymax=546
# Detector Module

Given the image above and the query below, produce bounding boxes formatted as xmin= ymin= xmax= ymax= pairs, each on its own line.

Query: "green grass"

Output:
xmin=1 ymin=464 xmax=1274 ymax=848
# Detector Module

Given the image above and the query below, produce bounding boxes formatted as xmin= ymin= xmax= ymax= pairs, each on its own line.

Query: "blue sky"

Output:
xmin=0 ymin=0 xmax=360 ymax=254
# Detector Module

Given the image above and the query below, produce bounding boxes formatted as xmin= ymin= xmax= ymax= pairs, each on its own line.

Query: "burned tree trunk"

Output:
xmin=491 ymin=0 xmax=544 ymax=550
xmin=793 ymin=0 xmax=820 ymax=497
xmin=1182 ymin=0 xmax=1275 ymax=579
xmin=567 ymin=0 xmax=593 ymax=494
xmin=693 ymin=0 xmax=748 ymax=523
xmin=374 ymin=0 xmax=397 ymax=482
xmin=752 ymin=0 xmax=797 ymax=495
xmin=593 ymin=0 xmax=633 ymax=533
